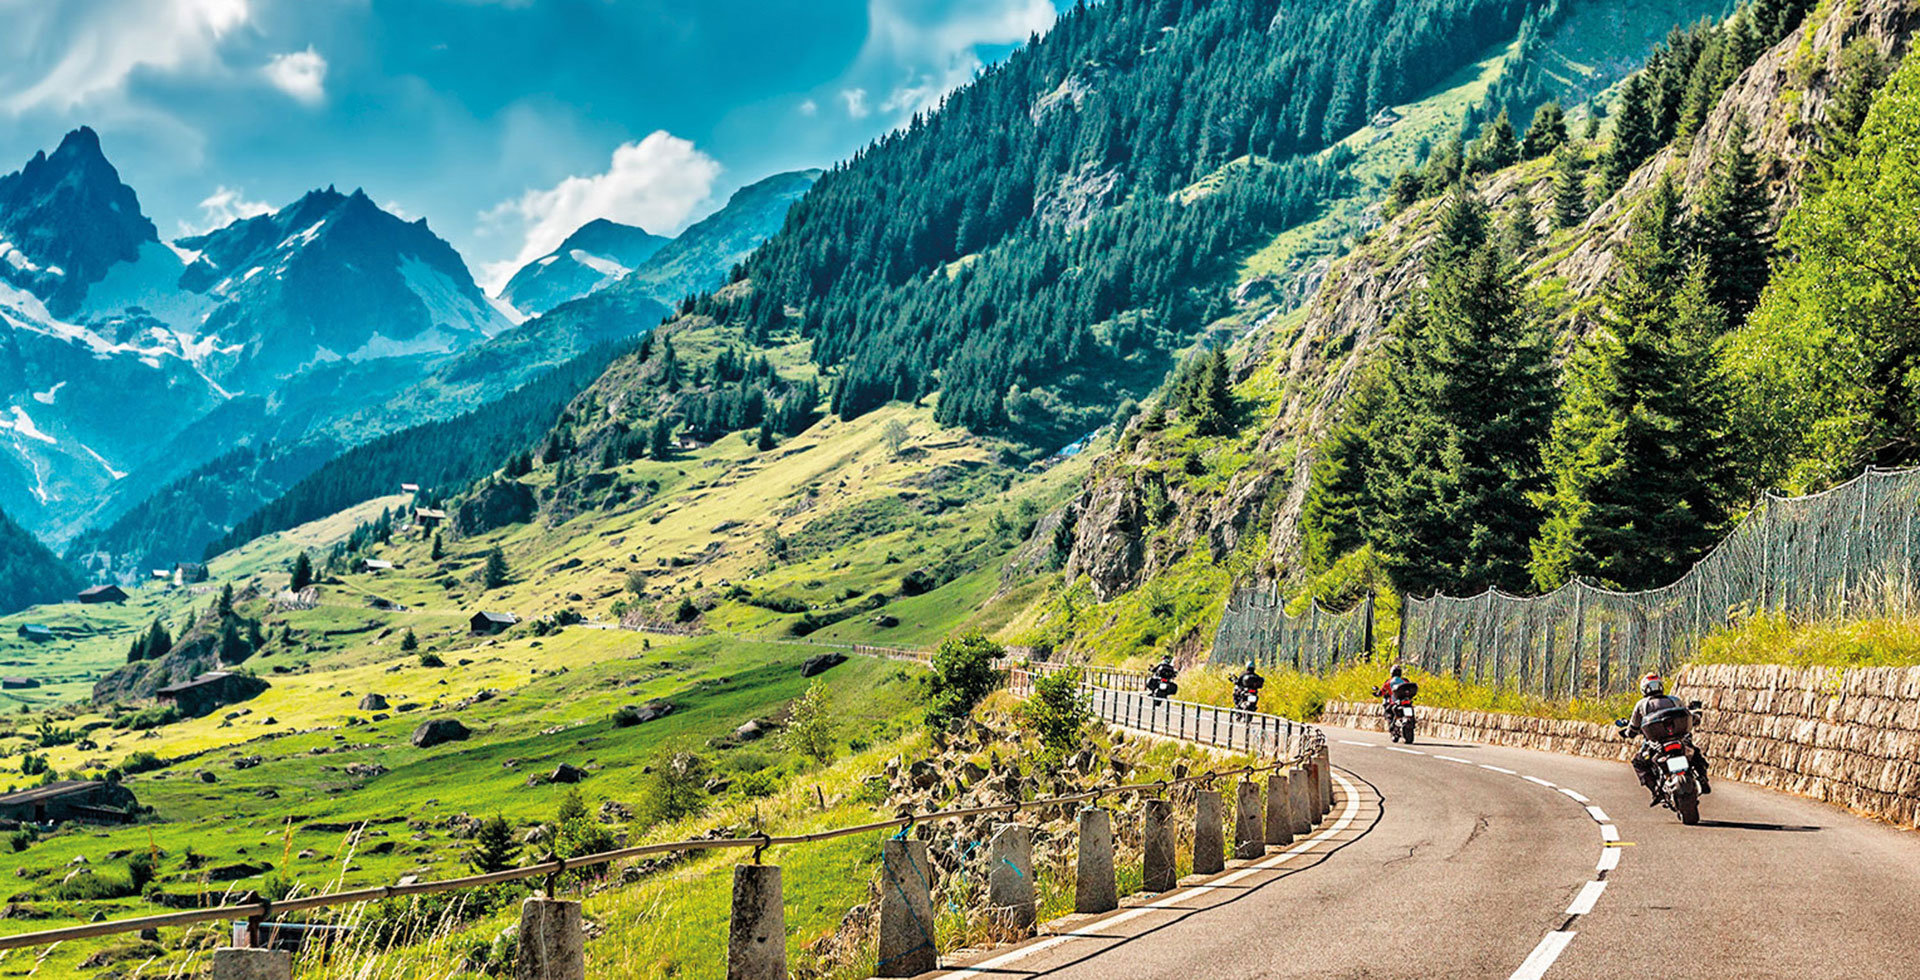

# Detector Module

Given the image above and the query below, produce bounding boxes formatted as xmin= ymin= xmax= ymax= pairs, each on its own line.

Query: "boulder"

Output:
xmin=548 ymin=763 xmax=588 ymax=784
xmin=612 ymin=701 xmax=674 ymax=727
xmin=733 ymin=719 xmax=773 ymax=742
xmin=800 ymin=652 xmax=848 ymax=677
xmin=358 ymin=694 xmax=390 ymax=711
xmin=411 ymin=719 xmax=471 ymax=748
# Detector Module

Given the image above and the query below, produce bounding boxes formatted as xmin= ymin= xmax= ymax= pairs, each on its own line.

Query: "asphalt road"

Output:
xmin=922 ymin=725 xmax=1920 ymax=979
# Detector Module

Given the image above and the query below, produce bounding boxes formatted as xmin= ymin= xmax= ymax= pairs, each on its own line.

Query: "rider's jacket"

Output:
xmin=1234 ymin=671 xmax=1265 ymax=691
xmin=1151 ymin=662 xmax=1177 ymax=681
xmin=1626 ymin=694 xmax=1684 ymax=735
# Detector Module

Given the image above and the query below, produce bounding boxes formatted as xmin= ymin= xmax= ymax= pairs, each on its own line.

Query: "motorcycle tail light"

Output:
xmin=1663 ymin=742 xmax=1684 ymax=753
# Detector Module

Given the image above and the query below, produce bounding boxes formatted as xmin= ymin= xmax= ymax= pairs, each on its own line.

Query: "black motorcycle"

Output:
xmin=1384 ymin=680 xmax=1418 ymax=744
xmin=1145 ymin=664 xmax=1178 ymax=701
xmin=1232 ymin=684 xmax=1259 ymax=716
xmin=1615 ymin=700 xmax=1705 ymax=825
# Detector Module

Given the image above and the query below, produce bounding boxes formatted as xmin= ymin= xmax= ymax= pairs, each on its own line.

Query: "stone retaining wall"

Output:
xmin=1321 ymin=664 xmax=1920 ymax=829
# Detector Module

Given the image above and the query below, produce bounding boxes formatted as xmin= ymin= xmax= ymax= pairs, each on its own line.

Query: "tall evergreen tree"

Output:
xmin=1301 ymin=374 xmax=1383 ymax=572
xmin=1468 ymin=109 xmax=1519 ymax=173
xmin=1521 ymin=101 xmax=1567 ymax=159
xmin=1531 ymin=186 xmax=1738 ymax=589
xmin=1600 ymin=74 xmax=1660 ymax=194
xmin=1505 ymin=194 xmax=1539 ymax=254
xmin=469 ymin=814 xmax=521 ymax=873
xmin=1551 ymin=147 xmax=1588 ymax=229
xmin=1189 ymin=347 xmax=1236 ymax=436
xmin=1371 ymin=191 xmax=1555 ymax=595
xmin=289 ymin=552 xmax=313 ymax=591
xmin=483 ymin=548 xmax=509 ymax=589
xmin=1688 ymin=117 xmax=1772 ymax=325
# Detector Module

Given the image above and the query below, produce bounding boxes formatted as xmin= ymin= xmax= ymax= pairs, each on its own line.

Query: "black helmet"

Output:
xmin=1244 ymin=660 xmax=1256 ymax=673
xmin=1390 ymin=665 xmax=1404 ymax=678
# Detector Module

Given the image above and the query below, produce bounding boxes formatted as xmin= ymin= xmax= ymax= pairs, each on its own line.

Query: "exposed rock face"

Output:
xmin=1039 ymin=0 xmax=1916 ymax=599
xmin=410 ymin=719 xmax=471 ymax=748
xmin=455 ymin=480 xmax=537 ymax=536
xmin=800 ymin=653 xmax=847 ymax=677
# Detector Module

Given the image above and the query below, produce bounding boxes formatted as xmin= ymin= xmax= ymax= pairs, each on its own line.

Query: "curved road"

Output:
xmin=920 ymin=725 xmax=1920 ymax=979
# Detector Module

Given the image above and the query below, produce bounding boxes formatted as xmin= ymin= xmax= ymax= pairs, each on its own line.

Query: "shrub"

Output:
xmin=7 ymin=829 xmax=32 ymax=853
xmin=780 ymin=680 xmax=837 ymax=765
xmin=51 ymin=872 xmax=137 ymax=901
xmin=733 ymin=769 xmax=780 ymax=798
xmin=926 ymin=630 xmax=1005 ymax=731
xmin=419 ymin=652 xmax=446 ymax=668
xmin=641 ymin=753 xmax=710 ymax=825
xmin=127 ymin=851 xmax=155 ymax=892
xmin=1022 ymin=664 xmax=1092 ymax=757
xmin=552 ymin=790 xmax=617 ymax=879
xmin=119 ymin=750 xmax=166 ymax=775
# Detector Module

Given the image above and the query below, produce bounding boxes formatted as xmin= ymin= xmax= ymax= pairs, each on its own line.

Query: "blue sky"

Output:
xmin=0 ymin=0 xmax=1065 ymax=290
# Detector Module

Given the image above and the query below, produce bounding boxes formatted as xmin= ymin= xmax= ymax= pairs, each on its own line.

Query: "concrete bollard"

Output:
xmin=1075 ymin=807 xmax=1118 ymax=913
xmin=987 ymin=823 xmax=1036 ymax=934
xmin=517 ymin=897 xmax=585 ymax=980
xmin=1142 ymin=799 xmax=1177 ymax=892
xmin=1264 ymin=771 xmax=1294 ymax=846
xmin=1303 ymin=754 xmax=1326 ymax=821
xmin=728 ymin=864 xmax=785 ymax=980
xmin=1193 ymin=789 xmax=1226 ymax=874
xmin=878 ymin=838 xmax=937 ymax=977
xmin=1317 ymin=746 xmax=1334 ymax=815
xmin=211 ymin=948 xmax=291 ymax=980
xmin=1287 ymin=768 xmax=1313 ymax=836
xmin=1232 ymin=780 xmax=1264 ymax=859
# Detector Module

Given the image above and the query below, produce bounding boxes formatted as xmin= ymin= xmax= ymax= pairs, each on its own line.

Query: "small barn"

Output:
xmin=401 ymin=483 xmax=420 ymax=493
xmin=15 ymin=624 xmax=53 ymax=643
xmin=359 ymin=558 xmax=395 ymax=573
xmin=414 ymin=508 xmax=447 ymax=529
xmin=470 ymin=611 xmax=518 ymax=635
xmin=0 ymin=781 xmax=137 ymax=825
xmin=77 ymin=585 xmax=128 ymax=604
xmin=150 ymin=569 xmax=172 ymax=583
xmin=1 ymin=676 xmax=40 ymax=689
xmin=174 ymin=562 xmax=210 ymax=585
xmin=156 ymin=671 xmax=269 ymax=717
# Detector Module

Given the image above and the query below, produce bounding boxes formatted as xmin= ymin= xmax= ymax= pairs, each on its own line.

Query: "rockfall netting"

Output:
xmin=1208 ymin=580 xmax=1374 ymax=673
xmin=1402 ymin=467 xmax=1920 ymax=698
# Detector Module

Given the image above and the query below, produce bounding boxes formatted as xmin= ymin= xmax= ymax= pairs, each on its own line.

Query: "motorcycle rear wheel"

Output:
xmin=1401 ymin=721 xmax=1416 ymax=745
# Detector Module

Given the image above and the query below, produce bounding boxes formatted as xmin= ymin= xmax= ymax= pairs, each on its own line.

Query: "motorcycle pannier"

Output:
xmin=1640 ymin=705 xmax=1693 ymax=741
xmin=1391 ymin=679 xmax=1418 ymax=700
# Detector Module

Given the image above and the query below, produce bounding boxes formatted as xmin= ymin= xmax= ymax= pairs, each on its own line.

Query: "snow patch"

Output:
xmin=32 ymin=381 xmax=65 ymax=405
xmin=0 ymin=239 xmax=39 ymax=273
xmin=81 ymin=443 xmax=127 ymax=481
xmin=80 ymin=241 xmax=211 ymax=333
xmin=568 ymin=248 xmax=630 ymax=279
xmin=277 ymin=219 xmax=328 ymax=252
xmin=399 ymin=255 xmax=513 ymax=338
xmin=0 ymin=406 xmax=57 ymax=445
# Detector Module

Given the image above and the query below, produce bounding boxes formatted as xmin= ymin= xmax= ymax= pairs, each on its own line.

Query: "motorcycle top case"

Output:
xmin=1390 ymin=679 xmax=1418 ymax=700
xmin=1640 ymin=705 xmax=1693 ymax=741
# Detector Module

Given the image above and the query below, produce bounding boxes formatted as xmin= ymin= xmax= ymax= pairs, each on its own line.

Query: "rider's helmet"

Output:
xmin=1390 ymin=665 xmax=1404 ymax=679
xmin=1641 ymin=673 xmax=1665 ymax=696
xmin=1244 ymin=660 xmax=1256 ymax=673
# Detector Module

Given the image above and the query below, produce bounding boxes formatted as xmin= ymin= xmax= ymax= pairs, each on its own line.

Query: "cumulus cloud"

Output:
xmin=478 ymin=131 xmax=721 ymax=293
xmin=262 ymin=46 xmax=327 ymax=105
xmin=0 ymin=0 xmax=251 ymax=114
xmin=179 ymin=184 xmax=271 ymax=236
xmin=840 ymin=88 xmax=870 ymax=118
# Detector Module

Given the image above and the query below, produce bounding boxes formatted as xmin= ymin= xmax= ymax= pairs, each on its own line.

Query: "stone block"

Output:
xmin=1075 ymin=808 xmax=1117 ymax=913
xmin=877 ymin=839 xmax=936 ymax=976
xmin=728 ymin=864 xmax=784 ymax=980
xmin=212 ymin=949 xmax=291 ymax=980
xmin=987 ymin=824 xmax=1036 ymax=933
xmin=517 ymin=898 xmax=584 ymax=980
xmin=1193 ymin=789 xmax=1225 ymax=875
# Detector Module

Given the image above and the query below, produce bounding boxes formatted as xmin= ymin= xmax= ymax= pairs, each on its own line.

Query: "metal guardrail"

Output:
xmin=1013 ymin=664 xmax=1309 ymax=759
xmin=0 ymin=672 xmax=1315 ymax=954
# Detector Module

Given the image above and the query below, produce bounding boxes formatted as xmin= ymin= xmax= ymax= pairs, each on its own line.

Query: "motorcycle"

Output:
xmin=1384 ymin=679 xmax=1418 ymax=744
xmin=1232 ymin=685 xmax=1259 ymax=716
xmin=1615 ymin=700 xmax=1705 ymax=825
xmin=1145 ymin=666 xmax=1178 ymax=701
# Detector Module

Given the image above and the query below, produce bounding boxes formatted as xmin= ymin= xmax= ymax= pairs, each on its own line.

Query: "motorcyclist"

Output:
xmin=1375 ymin=665 xmax=1414 ymax=718
xmin=1622 ymin=673 xmax=1711 ymax=805
xmin=1233 ymin=659 xmax=1265 ymax=709
xmin=1146 ymin=652 xmax=1178 ymax=698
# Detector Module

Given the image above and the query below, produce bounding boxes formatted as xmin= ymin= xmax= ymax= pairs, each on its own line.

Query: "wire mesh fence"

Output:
xmin=1207 ymin=580 xmax=1374 ymax=673
xmin=1402 ymin=466 xmax=1920 ymax=698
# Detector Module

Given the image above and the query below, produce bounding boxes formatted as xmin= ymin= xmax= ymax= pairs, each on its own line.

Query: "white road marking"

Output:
xmin=1523 ymin=775 xmax=1556 ymax=788
xmin=1558 ymin=787 xmax=1591 ymax=804
xmin=931 ymin=772 xmax=1366 ymax=978
xmin=1480 ymin=764 xmax=1518 ymax=774
xmin=1600 ymin=824 xmax=1620 ymax=842
xmin=1338 ymin=739 xmax=1375 ymax=747
xmin=1565 ymin=880 xmax=1607 ymax=915
xmin=1386 ymin=746 xmax=1424 ymax=755
xmin=1508 ymin=930 xmax=1578 ymax=980
xmin=1433 ymin=755 xmax=1474 ymax=764
xmin=1584 ymin=805 xmax=1610 ymax=823
xmin=1596 ymin=848 xmax=1621 ymax=872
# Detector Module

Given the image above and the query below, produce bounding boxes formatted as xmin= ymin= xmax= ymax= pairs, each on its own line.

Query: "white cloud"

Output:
xmin=0 ymin=0 xmax=251 ymax=114
xmin=178 ymin=184 xmax=271 ymax=236
xmin=262 ymin=46 xmax=327 ymax=105
xmin=840 ymin=88 xmax=870 ymax=119
xmin=798 ymin=98 xmax=818 ymax=116
xmin=835 ymin=0 xmax=1057 ymax=122
xmin=477 ymin=131 xmax=721 ymax=293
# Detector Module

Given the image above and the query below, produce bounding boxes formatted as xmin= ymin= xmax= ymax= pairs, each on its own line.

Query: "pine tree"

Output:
xmin=469 ymin=814 xmax=520 ymax=873
xmin=219 ymin=619 xmax=250 ymax=663
xmin=1371 ymin=191 xmax=1555 ymax=595
xmin=648 ymin=417 xmax=674 ymax=460
xmin=1301 ymin=374 xmax=1382 ymax=571
xmin=216 ymin=583 xmax=233 ymax=616
xmin=1600 ymin=74 xmax=1660 ymax=194
xmin=289 ymin=553 xmax=313 ymax=591
xmin=430 ymin=533 xmax=444 ymax=561
xmin=483 ymin=548 xmax=509 ymax=589
xmin=756 ymin=419 xmax=776 ymax=451
xmin=1468 ymin=109 xmax=1519 ymax=173
xmin=1551 ymin=147 xmax=1588 ymax=229
xmin=1189 ymin=347 xmax=1235 ymax=436
xmin=1531 ymin=188 xmax=1738 ymax=589
xmin=1812 ymin=38 xmax=1892 ymax=181
xmin=1505 ymin=194 xmax=1539 ymax=254
xmin=1521 ymin=101 xmax=1567 ymax=159
xmin=401 ymin=628 xmax=418 ymax=653
xmin=1688 ymin=117 xmax=1772 ymax=325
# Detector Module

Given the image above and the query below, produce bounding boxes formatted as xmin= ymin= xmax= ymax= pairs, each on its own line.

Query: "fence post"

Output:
xmin=1075 ymin=808 xmax=1118 ymax=913
xmin=1193 ymin=789 xmax=1225 ymax=874
xmin=987 ymin=824 xmax=1036 ymax=935
xmin=1233 ymin=780 xmax=1264 ymax=859
xmin=1143 ymin=799 xmax=1177 ymax=892
xmin=1302 ymin=752 xmax=1326 ymax=820
xmin=1287 ymin=768 xmax=1313 ymax=836
xmin=211 ymin=949 xmax=292 ymax=980
xmin=1317 ymin=745 xmax=1334 ymax=814
xmin=877 ymin=839 xmax=936 ymax=977
xmin=517 ymin=896 xmax=585 ymax=980
xmin=728 ymin=864 xmax=785 ymax=980
xmin=1264 ymin=771 xmax=1293 ymax=846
